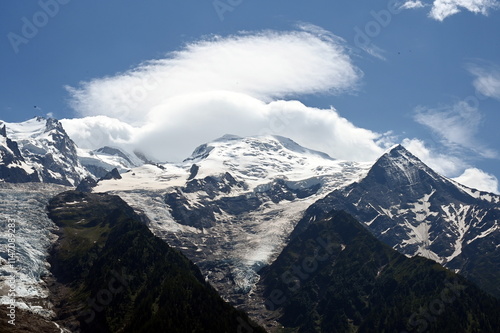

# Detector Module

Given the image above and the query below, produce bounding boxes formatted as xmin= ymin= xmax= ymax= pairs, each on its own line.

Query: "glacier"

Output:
xmin=0 ymin=182 xmax=70 ymax=318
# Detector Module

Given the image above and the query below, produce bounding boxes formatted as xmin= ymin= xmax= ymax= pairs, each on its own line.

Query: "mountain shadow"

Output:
xmin=46 ymin=190 xmax=265 ymax=333
xmin=259 ymin=210 xmax=500 ymax=332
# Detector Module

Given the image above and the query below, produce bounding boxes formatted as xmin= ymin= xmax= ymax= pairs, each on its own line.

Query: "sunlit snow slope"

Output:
xmin=2 ymin=117 xmax=90 ymax=185
xmin=94 ymin=135 xmax=372 ymax=299
xmin=0 ymin=183 xmax=69 ymax=318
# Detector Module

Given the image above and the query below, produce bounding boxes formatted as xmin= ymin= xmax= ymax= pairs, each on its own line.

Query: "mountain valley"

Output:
xmin=0 ymin=117 xmax=499 ymax=332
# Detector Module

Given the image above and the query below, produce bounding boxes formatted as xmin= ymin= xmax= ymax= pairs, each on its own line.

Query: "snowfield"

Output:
xmin=0 ymin=182 xmax=69 ymax=318
xmin=94 ymin=135 xmax=373 ymax=297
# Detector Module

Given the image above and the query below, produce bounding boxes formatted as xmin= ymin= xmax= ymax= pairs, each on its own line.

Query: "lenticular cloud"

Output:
xmin=62 ymin=26 xmax=498 ymax=193
xmin=66 ymin=27 xmax=362 ymax=125
xmin=64 ymin=27 xmax=389 ymax=163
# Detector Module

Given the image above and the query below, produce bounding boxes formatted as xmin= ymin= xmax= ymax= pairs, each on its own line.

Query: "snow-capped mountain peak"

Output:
xmin=1 ymin=116 xmax=499 ymax=321
xmin=0 ymin=122 xmax=39 ymax=183
xmin=187 ymin=134 xmax=334 ymax=162
xmin=296 ymin=142 xmax=500 ymax=297
xmin=3 ymin=116 xmax=47 ymax=140
xmin=0 ymin=117 xmax=91 ymax=185
xmin=76 ymin=145 xmax=145 ymax=178
xmin=92 ymin=134 xmax=373 ymax=297
xmin=371 ymin=144 xmax=440 ymax=186
xmin=181 ymin=134 xmax=361 ymax=192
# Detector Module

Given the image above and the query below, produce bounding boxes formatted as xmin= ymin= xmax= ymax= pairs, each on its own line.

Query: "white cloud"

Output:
xmin=362 ymin=44 xmax=387 ymax=61
xmin=402 ymin=138 xmax=465 ymax=175
xmin=63 ymin=27 xmax=391 ymax=163
xmin=61 ymin=116 xmax=136 ymax=150
xmin=400 ymin=0 xmax=499 ymax=20
xmin=63 ymin=92 xmax=385 ymax=162
xmin=467 ymin=62 xmax=500 ymax=100
xmin=413 ymin=101 xmax=497 ymax=158
xmin=401 ymin=1 xmax=427 ymax=9
xmin=429 ymin=0 xmax=500 ymax=21
xmin=66 ymin=27 xmax=362 ymax=126
xmin=402 ymin=138 xmax=499 ymax=193
xmin=453 ymin=168 xmax=499 ymax=193
xmin=62 ymin=25 xmax=497 ymax=191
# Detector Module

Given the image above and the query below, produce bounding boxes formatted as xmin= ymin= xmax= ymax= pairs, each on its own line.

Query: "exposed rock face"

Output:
xmin=0 ymin=117 xmax=91 ymax=185
xmin=0 ymin=124 xmax=40 ymax=183
xmin=293 ymin=145 xmax=500 ymax=298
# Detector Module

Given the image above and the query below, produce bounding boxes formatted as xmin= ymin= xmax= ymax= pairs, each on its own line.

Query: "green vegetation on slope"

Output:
xmin=47 ymin=191 xmax=265 ymax=333
xmin=260 ymin=210 xmax=500 ymax=333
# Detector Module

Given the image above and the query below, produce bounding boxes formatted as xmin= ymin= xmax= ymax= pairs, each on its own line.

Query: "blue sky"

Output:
xmin=1 ymin=0 xmax=499 ymax=192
